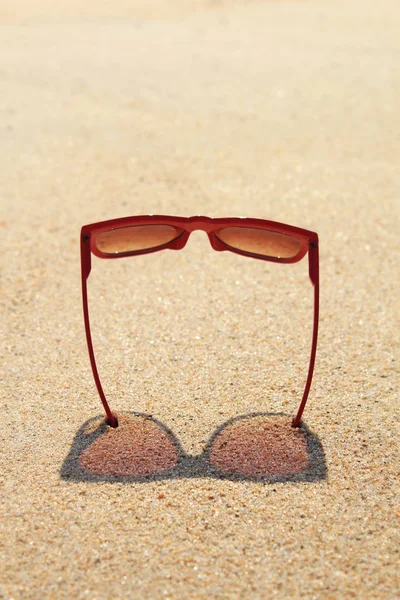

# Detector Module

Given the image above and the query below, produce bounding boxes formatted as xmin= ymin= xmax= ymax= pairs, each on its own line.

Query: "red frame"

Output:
xmin=81 ymin=215 xmax=319 ymax=429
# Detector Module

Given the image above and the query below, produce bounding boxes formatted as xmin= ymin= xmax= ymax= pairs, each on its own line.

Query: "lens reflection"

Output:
xmin=209 ymin=416 xmax=308 ymax=477
xmin=79 ymin=415 xmax=179 ymax=477
xmin=216 ymin=226 xmax=301 ymax=260
xmin=95 ymin=224 xmax=182 ymax=256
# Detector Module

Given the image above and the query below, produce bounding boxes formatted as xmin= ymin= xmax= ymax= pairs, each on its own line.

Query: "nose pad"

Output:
xmin=184 ymin=230 xmax=213 ymax=252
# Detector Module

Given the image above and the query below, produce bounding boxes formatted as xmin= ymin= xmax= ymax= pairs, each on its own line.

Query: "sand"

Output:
xmin=1 ymin=0 xmax=399 ymax=597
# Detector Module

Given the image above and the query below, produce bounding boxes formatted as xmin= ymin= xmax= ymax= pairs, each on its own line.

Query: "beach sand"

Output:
xmin=1 ymin=0 xmax=399 ymax=597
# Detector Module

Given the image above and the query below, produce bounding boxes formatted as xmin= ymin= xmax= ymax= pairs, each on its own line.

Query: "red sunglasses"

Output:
xmin=81 ymin=215 xmax=319 ymax=429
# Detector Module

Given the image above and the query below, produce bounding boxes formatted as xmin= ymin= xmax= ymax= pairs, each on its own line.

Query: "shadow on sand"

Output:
xmin=60 ymin=411 xmax=326 ymax=484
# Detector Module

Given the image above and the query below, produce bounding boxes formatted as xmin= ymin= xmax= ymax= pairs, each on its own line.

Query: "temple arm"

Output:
xmin=292 ymin=240 xmax=319 ymax=427
xmin=81 ymin=233 xmax=118 ymax=427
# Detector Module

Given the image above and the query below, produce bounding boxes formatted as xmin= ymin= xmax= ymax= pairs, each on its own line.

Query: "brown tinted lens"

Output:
xmin=95 ymin=224 xmax=182 ymax=255
xmin=216 ymin=226 xmax=301 ymax=260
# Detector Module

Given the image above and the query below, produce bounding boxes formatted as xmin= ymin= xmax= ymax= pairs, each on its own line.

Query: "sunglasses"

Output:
xmin=81 ymin=215 xmax=319 ymax=429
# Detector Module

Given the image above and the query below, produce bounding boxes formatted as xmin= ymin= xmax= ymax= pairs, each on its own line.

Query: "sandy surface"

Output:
xmin=1 ymin=0 xmax=399 ymax=597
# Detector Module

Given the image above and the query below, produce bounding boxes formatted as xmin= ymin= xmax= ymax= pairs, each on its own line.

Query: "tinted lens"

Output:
xmin=95 ymin=224 xmax=182 ymax=255
xmin=216 ymin=226 xmax=301 ymax=260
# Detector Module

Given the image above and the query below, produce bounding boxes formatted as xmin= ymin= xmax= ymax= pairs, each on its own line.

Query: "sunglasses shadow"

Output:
xmin=60 ymin=412 xmax=326 ymax=484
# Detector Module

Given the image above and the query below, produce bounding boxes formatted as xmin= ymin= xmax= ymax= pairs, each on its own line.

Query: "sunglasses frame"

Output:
xmin=81 ymin=215 xmax=319 ymax=429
